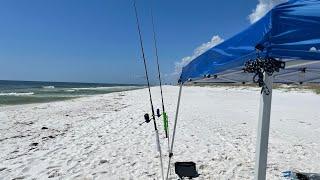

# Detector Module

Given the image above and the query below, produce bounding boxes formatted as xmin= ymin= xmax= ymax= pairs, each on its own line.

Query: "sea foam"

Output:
xmin=0 ymin=92 xmax=34 ymax=96
xmin=42 ymin=86 xmax=55 ymax=89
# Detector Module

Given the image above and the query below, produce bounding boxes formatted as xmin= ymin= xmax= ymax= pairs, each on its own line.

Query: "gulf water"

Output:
xmin=0 ymin=80 xmax=143 ymax=105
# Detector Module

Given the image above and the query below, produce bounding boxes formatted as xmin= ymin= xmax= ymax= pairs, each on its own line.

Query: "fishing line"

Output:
xmin=132 ymin=0 xmax=164 ymax=179
xmin=150 ymin=1 xmax=170 ymax=151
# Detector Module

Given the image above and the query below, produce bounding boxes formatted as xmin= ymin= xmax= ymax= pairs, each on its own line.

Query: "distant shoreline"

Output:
xmin=0 ymin=79 xmax=144 ymax=87
xmin=0 ymin=80 xmax=144 ymax=106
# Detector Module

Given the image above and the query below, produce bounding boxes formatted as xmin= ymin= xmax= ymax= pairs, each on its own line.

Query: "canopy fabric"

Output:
xmin=180 ymin=0 xmax=320 ymax=83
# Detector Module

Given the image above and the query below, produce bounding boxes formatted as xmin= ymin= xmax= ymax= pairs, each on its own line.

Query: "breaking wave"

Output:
xmin=70 ymin=86 xmax=138 ymax=91
xmin=0 ymin=92 xmax=34 ymax=96
xmin=42 ymin=86 xmax=55 ymax=89
xmin=0 ymin=80 xmax=143 ymax=105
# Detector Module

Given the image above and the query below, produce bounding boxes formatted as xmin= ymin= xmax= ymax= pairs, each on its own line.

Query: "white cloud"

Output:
xmin=249 ymin=0 xmax=287 ymax=24
xmin=173 ymin=35 xmax=224 ymax=76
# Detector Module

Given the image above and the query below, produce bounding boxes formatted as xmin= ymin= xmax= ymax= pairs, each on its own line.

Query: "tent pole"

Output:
xmin=254 ymin=72 xmax=273 ymax=180
xmin=166 ymin=82 xmax=183 ymax=180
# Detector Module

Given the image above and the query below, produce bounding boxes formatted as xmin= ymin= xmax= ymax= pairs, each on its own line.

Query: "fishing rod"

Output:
xmin=150 ymin=2 xmax=170 ymax=150
xmin=132 ymin=1 xmax=164 ymax=180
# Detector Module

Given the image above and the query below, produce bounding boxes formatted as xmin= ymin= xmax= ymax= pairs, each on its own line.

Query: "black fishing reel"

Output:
xmin=144 ymin=113 xmax=151 ymax=123
xmin=139 ymin=113 xmax=152 ymax=126
xmin=156 ymin=109 xmax=161 ymax=118
xmin=140 ymin=108 xmax=161 ymax=125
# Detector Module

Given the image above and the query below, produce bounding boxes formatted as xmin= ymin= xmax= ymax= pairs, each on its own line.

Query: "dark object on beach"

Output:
xmin=0 ymin=167 xmax=7 ymax=172
xmin=41 ymin=126 xmax=48 ymax=130
xmin=144 ymin=113 xmax=151 ymax=123
xmin=283 ymin=171 xmax=320 ymax=180
xmin=42 ymin=135 xmax=55 ymax=139
xmin=30 ymin=142 xmax=38 ymax=146
xmin=296 ymin=173 xmax=309 ymax=180
xmin=156 ymin=108 xmax=161 ymax=117
xmin=296 ymin=172 xmax=320 ymax=180
xmin=175 ymin=162 xmax=199 ymax=179
xmin=65 ymin=114 xmax=69 ymax=117
xmin=99 ymin=160 xmax=108 ymax=164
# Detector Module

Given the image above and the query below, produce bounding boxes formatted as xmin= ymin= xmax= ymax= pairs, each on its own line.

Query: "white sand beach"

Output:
xmin=0 ymin=86 xmax=320 ymax=179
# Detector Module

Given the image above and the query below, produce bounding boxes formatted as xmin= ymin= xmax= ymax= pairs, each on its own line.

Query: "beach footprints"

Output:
xmin=47 ymin=168 xmax=62 ymax=178
xmin=3 ymin=86 xmax=320 ymax=179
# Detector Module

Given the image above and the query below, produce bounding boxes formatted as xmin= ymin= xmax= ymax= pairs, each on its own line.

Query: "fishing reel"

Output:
xmin=140 ymin=109 xmax=161 ymax=126
xmin=144 ymin=113 xmax=152 ymax=123
xmin=156 ymin=109 xmax=162 ymax=118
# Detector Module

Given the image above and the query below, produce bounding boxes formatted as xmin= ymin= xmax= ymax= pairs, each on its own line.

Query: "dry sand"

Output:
xmin=0 ymin=86 xmax=319 ymax=179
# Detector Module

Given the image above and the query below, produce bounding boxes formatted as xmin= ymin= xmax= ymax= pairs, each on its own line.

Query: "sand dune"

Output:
xmin=0 ymin=86 xmax=319 ymax=179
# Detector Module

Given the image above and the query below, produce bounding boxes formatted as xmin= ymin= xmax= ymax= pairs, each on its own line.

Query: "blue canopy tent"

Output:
xmin=169 ymin=0 xmax=320 ymax=179
xmin=180 ymin=0 xmax=320 ymax=83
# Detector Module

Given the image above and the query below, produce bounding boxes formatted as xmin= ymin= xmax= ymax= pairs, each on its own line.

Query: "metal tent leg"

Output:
xmin=254 ymin=73 xmax=273 ymax=180
xmin=166 ymin=83 xmax=183 ymax=180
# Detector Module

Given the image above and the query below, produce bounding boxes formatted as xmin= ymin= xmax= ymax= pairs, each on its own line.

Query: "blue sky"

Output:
xmin=0 ymin=0 xmax=278 ymax=84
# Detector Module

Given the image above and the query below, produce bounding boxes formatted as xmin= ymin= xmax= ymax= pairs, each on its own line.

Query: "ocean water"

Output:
xmin=0 ymin=80 xmax=143 ymax=105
